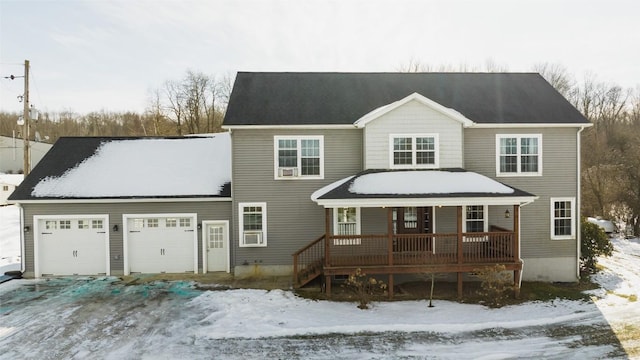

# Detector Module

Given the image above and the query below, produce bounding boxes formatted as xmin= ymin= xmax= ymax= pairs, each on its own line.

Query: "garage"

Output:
xmin=124 ymin=213 xmax=198 ymax=275
xmin=34 ymin=215 xmax=110 ymax=277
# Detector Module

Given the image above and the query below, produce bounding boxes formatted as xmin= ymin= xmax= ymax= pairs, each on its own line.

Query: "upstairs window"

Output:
xmin=274 ymin=136 xmax=324 ymax=179
xmin=496 ymin=134 xmax=542 ymax=176
xmin=390 ymin=134 xmax=439 ymax=168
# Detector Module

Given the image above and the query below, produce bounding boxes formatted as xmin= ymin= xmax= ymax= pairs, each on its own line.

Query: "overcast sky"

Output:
xmin=1 ymin=0 xmax=638 ymax=114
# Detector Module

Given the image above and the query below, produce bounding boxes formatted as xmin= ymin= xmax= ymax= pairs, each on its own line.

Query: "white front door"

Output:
xmin=203 ymin=221 xmax=228 ymax=272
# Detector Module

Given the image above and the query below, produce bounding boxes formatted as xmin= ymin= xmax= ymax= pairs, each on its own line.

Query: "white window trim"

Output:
xmin=462 ymin=205 xmax=488 ymax=242
xmin=332 ymin=207 xmax=361 ymax=245
xmin=389 ymin=133 xmax=440 ymax=169
xmin=332 ymin=207 xmax=362 ymax=235
xmin=495 ymin=134 xmax=543 ymax=177
xmin=550 ymin=197 xmax=576 ymax=240
xmin=274 ymin=136 xmax=324 ymax=180
xmin=239 ymin=202 xmax=267 ymax=247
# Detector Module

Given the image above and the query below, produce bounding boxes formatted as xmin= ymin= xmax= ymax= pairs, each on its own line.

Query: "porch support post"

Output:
xmin=513 ymin=204 xmax=521 ymax=298
xmin=387 ymin=208 xmax=393 ymax=266
xmin=325 ymin=208 xmax=331 ymax=298
xmin=325 ymin=208 xmax=331 ymax=267
xmin=457 ymin=206 xmax=463 ymax=298
xmin=387 ymin=207 xmax=394 ymax=299
xmin=513 ymin=205 xmax=520 ymax=262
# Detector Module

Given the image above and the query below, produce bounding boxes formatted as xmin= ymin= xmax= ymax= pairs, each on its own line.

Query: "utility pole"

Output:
xmin=22 ymin=60 xmax=30 ymax=176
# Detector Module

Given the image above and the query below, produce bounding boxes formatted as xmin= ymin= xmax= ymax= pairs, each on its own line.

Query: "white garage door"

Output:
xmin=35 ymin=216 xmax=109 ymax=277
xmin=125 ymin=214 xmax=197 ymax=274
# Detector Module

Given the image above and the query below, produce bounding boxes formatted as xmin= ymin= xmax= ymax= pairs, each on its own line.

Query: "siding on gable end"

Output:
xmin=231 ymin=128 xmax=363 ymax=266
xmin=464 ymin=127 xmax=580 ymax=260
xmin=363 ymin=100 xmax=464 ymax=169
xmin=21 ymin=201 xmax=231 ymax=276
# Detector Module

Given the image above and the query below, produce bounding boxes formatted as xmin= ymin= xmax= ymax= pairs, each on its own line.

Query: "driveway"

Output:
xmin=0 ymin=276 xmax=627 ymax=359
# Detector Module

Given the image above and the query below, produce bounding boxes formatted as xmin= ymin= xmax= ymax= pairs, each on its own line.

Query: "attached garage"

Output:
xmin=34 ymin=215 xmax=110 ymax=277
xmin=10 ymin=134 xmax=232 ymax=278
xmin=124 ymin=213 xmax=198 ymax=275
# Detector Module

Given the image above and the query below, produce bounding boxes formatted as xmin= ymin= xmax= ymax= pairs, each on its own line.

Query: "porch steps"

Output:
xmin=295 ymin=259 xmax=324 ymax=288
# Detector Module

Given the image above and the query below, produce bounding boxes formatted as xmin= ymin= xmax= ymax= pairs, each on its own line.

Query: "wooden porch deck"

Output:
xmin=293 ymin=231 xmax=522 ymax=298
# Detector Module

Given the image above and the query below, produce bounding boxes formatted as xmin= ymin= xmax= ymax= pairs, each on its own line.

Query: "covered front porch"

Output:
xmin=293 ymin=169 xmax=537 ymax=298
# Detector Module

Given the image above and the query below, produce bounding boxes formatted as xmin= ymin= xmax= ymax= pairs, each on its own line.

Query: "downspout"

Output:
xmin=227 ymin=128 xmax=235 ymax=274
xmin=576 ymin=126 xmax=586 ymax=280
xmin=17 ymin=203 xmax=26 ymax=274
xmin=517 ymin=199 xmax=536 ymax=290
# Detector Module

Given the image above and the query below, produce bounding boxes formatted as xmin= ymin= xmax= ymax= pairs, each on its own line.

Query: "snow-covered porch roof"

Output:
xmin=310 ymin=169 xmax=537 ymax=208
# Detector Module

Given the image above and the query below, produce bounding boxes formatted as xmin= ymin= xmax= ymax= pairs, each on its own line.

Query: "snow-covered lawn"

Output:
xmin=0 ymin=204 xmax=638 ymax=359
xmin=0 ymin=205 xmax=20 ymax=274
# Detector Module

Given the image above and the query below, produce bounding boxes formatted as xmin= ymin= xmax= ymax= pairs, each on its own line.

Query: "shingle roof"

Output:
xmin=9 ymin=135 xmax=231 ymax=201
xmin=312 ymin=168 xmax=535 ymax=201
xmin=224 ymin=72 xmax=589 ymax=126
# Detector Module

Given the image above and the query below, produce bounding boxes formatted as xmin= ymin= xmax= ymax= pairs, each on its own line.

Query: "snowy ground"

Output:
xmin=0 ymin=205 xmax=20 ymax=274
xmin=0 ymin=204 xmax=638 ymax=359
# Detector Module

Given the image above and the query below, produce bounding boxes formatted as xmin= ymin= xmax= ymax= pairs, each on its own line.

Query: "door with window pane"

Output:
xmin=206 ymin=222 xmax=228 ymax=272
xmin=393 ymin=207 xmax=433 ymax=252
xmin=393 ymin=207 xmax=432 ymax=234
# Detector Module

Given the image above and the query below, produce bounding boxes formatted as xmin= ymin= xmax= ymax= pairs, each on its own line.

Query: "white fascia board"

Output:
xmin=470 ymin=123 xmax=593 ymax=129
xmin=13 ymin=197 xmax=232 ymax=204
xmin=354 ymin=92 xmax=475 ymax=128
xmin=222 ymin=124 xmax=356 ymax=130
xmin=314 ymin=196 xmax=538 ymax=208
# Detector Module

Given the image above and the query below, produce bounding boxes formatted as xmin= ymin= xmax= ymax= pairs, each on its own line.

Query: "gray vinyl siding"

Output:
xmin=364 ymin=100 xmax=463 ymax=169
xmin=361 ymin=208 xmax=388 ymax=234
xmin=21 ymin=201 xmax=231 ymax=275
xmin=464 ymin=127 xmax=580 ymax=259
xmin=231 ymin=128 xmax=362 ymax=266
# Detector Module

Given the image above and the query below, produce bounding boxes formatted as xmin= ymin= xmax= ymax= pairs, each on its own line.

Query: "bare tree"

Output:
xmin=532 ymin=62 xmax=575 ymax=99
xmin=159 ymin=70 xmax=227 ymax=135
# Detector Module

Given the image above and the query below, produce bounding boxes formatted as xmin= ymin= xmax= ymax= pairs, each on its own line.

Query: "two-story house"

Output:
xmin=9 ymin=72 xmax=590 ymax=298
xmin=223 ymin=72 xmax=590 ymax=296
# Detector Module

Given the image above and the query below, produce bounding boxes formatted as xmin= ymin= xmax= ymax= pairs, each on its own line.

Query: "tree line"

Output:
xmin=2 ymin=65 xmax=640 ymax=233
xmin=0 ymin=70 xmax=232 ymax=143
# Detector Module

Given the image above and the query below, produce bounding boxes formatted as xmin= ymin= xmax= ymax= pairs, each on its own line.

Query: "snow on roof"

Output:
xmin=0 ymin=174 xmax=24 ymax=187
xmin=350 ymin=171 xmax=514 ymax=195
xmin=31 ymin=133 xmax=231 ymax=198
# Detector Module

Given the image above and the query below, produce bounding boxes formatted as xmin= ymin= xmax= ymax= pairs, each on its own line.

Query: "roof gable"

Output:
xmin=354 ymin=92 xmax=474 ymax=128
xmin=223 ymin=72 xmax=590 ymax=127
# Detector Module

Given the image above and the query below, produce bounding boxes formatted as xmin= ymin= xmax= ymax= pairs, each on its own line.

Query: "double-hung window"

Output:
xmin=551 ymin=198 xmax=575 ymax=240
xmin=463 ymin=205 xmax=487 ymax=242
xmin=496 ymin=134 xmax=542 ymax=176
xmin=390 ymin=134 xmax=439 ymax=168
xmin=333 ymin=207 xmax=361 ymax=245
xmin=274 ymin=136 xmax=324 ymax=179
xmin=239 ymin=202 xmax=267 ymax=247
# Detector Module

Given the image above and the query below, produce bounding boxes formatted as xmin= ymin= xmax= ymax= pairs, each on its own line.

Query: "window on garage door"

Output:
xmin=45 ymin=220 xmax=57 ymax=230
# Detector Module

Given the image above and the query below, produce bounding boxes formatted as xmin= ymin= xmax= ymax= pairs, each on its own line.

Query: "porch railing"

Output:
xmin=326 ymin=232 xmax=516 ymax=267
xmin=293 ymin=231 xmax=516 ymax=287
xmin=292 ymin=234 xmax=325 ymax=287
